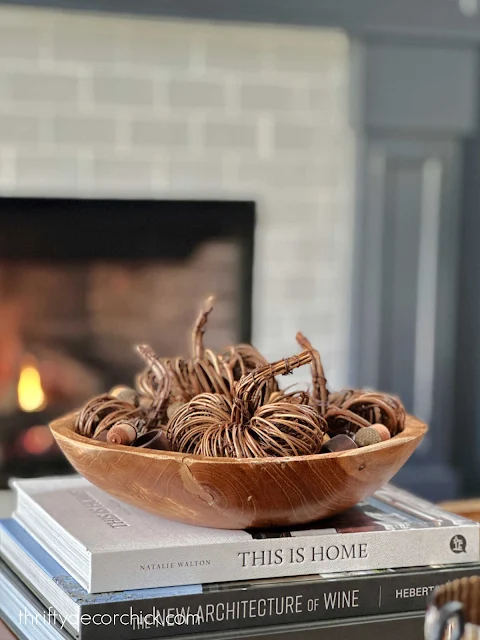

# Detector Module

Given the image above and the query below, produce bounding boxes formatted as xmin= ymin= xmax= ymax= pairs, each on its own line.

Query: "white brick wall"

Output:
xmin=0 ymin=6 xmax=354 ymax=389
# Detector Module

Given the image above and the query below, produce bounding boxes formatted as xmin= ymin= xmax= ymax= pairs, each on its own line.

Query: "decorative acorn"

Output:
xmin=371 ymin=423 xmax=391 ymax=441
xmin=106 ymin=421 xmax=139 ymax=445
xmin=354 ymin=426 xmax=382 ymax=447
xmin=109 ymin=385 xmax=138 ymax=406
xmin=167 ymin=350 xmax=326 ymax=458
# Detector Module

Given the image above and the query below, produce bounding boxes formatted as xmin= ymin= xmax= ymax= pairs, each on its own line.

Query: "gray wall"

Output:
xmin=3 ymin=0 xmax=480 ymax=40
xmin=349 ymin=36 xmax=478 ymax=499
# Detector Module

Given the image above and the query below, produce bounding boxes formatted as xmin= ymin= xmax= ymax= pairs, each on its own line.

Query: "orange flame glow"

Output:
xmin=17 ymin=357 xmax=46 ymax=412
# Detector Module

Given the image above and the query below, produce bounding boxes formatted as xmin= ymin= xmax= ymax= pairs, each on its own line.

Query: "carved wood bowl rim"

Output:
xmin=50 ymin=412 xmax=427 ymax=464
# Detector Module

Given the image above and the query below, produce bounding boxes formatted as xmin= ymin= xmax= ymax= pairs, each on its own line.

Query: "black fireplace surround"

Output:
xmin=0 ymin=197 xmax=255 ymax=486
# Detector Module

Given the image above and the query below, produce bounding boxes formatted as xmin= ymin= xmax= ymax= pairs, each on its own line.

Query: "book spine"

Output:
xmin=78 ymin=565 xmax=480 ymax=640
xmin=91 ymin=524 xmax=480 ymax=592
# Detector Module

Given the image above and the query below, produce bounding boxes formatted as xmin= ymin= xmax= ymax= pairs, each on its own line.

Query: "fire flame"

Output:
xmin=17 ymin=357 xmax=46 ymax=412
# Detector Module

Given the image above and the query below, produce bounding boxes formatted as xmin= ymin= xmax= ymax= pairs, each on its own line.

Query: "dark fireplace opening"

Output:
xmin=0 ymin=197 xmax=255 ymax=486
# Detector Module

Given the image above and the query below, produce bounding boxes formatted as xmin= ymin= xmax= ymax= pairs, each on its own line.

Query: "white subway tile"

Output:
xmin=0 ymin=5 xmax=353 ymax=383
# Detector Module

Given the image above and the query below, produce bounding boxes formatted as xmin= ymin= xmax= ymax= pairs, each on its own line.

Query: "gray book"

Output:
xmin=9 ymin=475 xmax=480 ymax=594
xmin=0 ymin=557 xmax=427 ymax=640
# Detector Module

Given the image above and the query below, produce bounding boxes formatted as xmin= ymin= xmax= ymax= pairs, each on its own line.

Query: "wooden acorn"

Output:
xmin=106 ymin=420 xmax=139 ymax=445
xmin=167 ymin=350 xmax=326 ymax=458
xmin=371 ymin=423 xmax=391 ymax=441
xmin=354 ymin=426 xmax=382 ymax=447
xmin=109 ymin=385 xmax=138 ymax=406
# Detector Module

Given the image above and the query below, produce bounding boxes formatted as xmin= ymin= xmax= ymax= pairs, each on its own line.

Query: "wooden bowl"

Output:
xmin=50 ymin=413 xmax=427 ymax=530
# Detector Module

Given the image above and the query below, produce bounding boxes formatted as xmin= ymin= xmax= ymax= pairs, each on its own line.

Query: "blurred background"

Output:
xmin=0 ymin=0 xmax=478 ymax=501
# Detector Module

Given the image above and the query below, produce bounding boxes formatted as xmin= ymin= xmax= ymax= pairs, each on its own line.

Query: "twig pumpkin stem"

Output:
xmin=136 ymin=344 xmax=172 ymax=425
xmin=295 ymin=332 xmax=329 ymax=416
xmin=192 ymin=295 xmax=215 ymax=361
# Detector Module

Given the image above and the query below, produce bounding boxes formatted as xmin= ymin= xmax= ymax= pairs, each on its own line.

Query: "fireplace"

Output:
xmin=0 ymin=197 xmax=254 ymax=486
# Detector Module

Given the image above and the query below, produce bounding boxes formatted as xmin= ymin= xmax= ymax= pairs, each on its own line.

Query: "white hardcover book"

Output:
xmin=10 ymin=475 xmax=480 ymax=594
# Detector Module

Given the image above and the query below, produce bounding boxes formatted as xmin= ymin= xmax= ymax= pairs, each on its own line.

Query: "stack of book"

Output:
xmin=0 ymin=475 xmax=479 ymax=640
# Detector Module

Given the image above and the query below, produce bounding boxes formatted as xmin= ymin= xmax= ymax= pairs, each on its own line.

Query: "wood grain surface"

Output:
xmin=50 ymin=413 xmax=427 ymax=529
xmin=438 ymin=499 xmax=480 ymax=522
